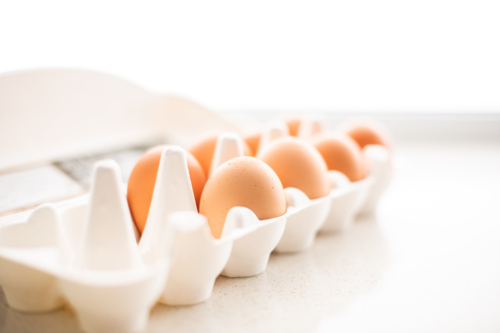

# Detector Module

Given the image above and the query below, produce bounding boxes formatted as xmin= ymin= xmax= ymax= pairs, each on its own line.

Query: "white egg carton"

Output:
xmin=0 ymin=131 xmax=392 ymax=333
xmin=0 ymin=161 xmax=171 ymax=333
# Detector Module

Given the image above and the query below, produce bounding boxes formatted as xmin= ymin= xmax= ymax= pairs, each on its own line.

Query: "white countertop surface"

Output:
xmin=1 ymin=140 xmax=499 ymax=333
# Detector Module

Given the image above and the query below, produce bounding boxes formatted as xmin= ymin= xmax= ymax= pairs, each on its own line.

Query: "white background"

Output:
xmin=1 ymin=0 xmax=499 ymax=113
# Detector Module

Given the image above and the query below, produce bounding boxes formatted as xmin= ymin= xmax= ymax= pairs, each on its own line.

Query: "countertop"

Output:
xmin=1 ymin=140 xmax=499 ymax=333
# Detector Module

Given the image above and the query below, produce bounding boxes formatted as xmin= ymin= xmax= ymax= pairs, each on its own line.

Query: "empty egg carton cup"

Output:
xmin=0 ymin=160 xmax=173 ymax=333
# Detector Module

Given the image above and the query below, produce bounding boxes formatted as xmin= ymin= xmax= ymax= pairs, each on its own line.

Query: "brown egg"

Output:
xmin=285 ymin=118 xmax=301 ymax=136
xmin=188 ymin=132 xmax=252 ymax=175
xmin=243 ymin=132 xmax=261 ymax=156
xmin=127 ymin=145 xmax=206 ymax=234
xmin=312 ymin=132 xmax=366 ymax=182
xmin=257 ymin=137 xmax=330 ymax=199
xmin=199 ymin=157 xmax=286 ymax=239
xmin=338 ymin=119 xmax=392 ymax=150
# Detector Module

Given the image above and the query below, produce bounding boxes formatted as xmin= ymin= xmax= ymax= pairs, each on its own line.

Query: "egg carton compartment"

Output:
xmin=201 ymin=132 xmax=289 ymax=277
xmin=252 ymin=121 xmax=333 ymax=253
xmin=159 ymin=208 xmax=286 ymax=302
xmin=157 ymin=211 xmax=233 ymax=305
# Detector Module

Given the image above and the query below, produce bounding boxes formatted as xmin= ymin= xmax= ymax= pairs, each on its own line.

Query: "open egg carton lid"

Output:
xmin=0 ymin=69 xmax=394 ymax=333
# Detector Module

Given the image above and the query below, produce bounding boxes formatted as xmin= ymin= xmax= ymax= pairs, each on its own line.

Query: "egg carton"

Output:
xmin=0 ymin=134 xmax=392 ymax=333
xmin=0 ymin=161 xmax=170 ymax=333
xmin=0 ymin=145 xmax=288 ymax=333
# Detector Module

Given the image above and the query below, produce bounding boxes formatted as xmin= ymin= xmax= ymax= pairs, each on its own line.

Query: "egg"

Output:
xmin=127 ymin=145 xmax=206 ymax=234
xmin=337 ymin=119 xmax=392 ymax=150
xmin=199 ymin=156 xmax=286 ymax=239
xmin=189 ymin=132 xmax=252 ymax=175
xmin=257 ymin=137 xmax=330 ymax=199
xmin=311 ymin=132 xmax=366 ymax=182
xmin=243 ymin=132 xmax=261 ymax=156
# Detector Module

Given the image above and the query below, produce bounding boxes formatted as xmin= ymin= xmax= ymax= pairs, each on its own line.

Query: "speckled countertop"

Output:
xmin=1 ymin=141 xmax=500 ymax=333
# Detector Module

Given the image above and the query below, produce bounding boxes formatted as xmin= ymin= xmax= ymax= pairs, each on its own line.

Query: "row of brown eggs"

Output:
xmin=127 ymin=117 xmax=392 ymax=240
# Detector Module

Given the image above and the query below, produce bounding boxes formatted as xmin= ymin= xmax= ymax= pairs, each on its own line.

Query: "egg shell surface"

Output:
xmin=312 ymin=132 xmax=367 ymax=182
xmin=199 ymin=156 xmax=286 ymax=239
xmin=257 ymin=137 xmax=330 ymax=200
xmin=338 ymin=120 xmax=392 ymax=150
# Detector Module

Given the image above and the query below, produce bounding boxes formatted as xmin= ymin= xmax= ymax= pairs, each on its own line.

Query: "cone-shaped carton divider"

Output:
xmin=139 ymin=146 xmax=197 ymax=263
xmin=75 ymin=160 xmax=143 ymax=271
xmin=209 ymin=132 xmax=245 ymax=176
xmin=57 ymin=159 xmax=172 ymax=333
xmin=160 ymin=211 xmax=233 ymax=305
xmin=257 ymin=121 xmax=289 ymax=153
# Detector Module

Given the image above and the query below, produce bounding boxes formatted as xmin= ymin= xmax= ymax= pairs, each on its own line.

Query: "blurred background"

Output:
xmin=1 ymin=0 xmax=499 ymax=115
